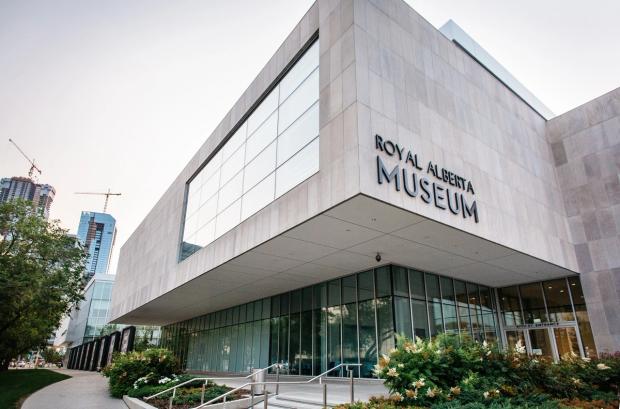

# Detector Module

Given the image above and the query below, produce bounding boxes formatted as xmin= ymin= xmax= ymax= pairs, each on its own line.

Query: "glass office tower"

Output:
xmin=77 ymin=211 xmax=117 ymax=277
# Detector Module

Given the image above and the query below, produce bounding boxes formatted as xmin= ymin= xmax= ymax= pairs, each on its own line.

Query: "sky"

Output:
xmin=1 ymin=0 xmax=618 ymax=274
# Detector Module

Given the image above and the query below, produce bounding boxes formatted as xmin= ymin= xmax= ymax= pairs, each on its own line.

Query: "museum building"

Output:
xmin=110 ymin=0 xmax=620 ymax=376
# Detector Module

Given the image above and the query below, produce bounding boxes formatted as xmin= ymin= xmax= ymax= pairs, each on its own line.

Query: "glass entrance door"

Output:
xmin=553 ymin=327 xmax=581 ymax=359
xmin=528 ymin=329 xmax=553 ymax=359
xmin=504 ymin=324 xmax=583 ymax=361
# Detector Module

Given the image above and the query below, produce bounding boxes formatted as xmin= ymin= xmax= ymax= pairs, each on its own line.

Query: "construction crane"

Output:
xmin=8 ymin=138 xmax=42 ymax=179
xmin=74 ymin=188 xmax=122 ymax=213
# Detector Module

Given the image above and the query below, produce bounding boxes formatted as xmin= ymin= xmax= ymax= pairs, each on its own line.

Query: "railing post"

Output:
xmin=169 ymin=388 xmax=176 ymax=409
xmin=323 ymin=383 xmax=327 ymax=409
xmin=349 ymin=368 xmax=354 ymax=403
xmin=201 ymin=381 xmax=206 ymax=405
xmin=263 ymin=383 xmax=268 ymax=409
xmin=250 ymin=384 xmax=254 ymax=408
xmin=275 ymin=364 xmax=280 ymax=395
xmin=223 ymin=394 xmax=227 ymax=408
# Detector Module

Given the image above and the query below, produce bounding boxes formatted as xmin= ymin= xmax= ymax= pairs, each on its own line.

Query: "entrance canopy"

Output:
xmin=116 ymin=195 xmax=574 ymax=325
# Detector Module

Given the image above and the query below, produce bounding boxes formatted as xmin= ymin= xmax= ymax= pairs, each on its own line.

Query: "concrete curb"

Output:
xmin=123 ymin=394 xmax=266 ymax=409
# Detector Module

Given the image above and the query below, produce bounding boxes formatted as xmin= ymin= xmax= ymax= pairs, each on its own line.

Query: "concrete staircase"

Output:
xmin=252 ymin=393 xmax=339 ymax=408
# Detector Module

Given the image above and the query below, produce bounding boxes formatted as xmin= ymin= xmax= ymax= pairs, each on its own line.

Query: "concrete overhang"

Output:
xmin=113 ymin=195 xmax=576 ymax=325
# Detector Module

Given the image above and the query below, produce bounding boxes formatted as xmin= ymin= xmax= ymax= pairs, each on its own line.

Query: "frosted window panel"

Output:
xmin=222 ymin=123 xmax=247 ymax=160
xmin=219 ymin=147 xmax=245 ymax=185
xmin=243 ymin=142 xmax=276 ymax=193
xmin=202 ymin=151 xmax=223 ymax=181
xmin=183 ymin=213 xmax=197 ymax=239
xmin=245 ymin=112 xmax=277 ymax=163
xmin=278 ymin=68 xmax=319 ymax=133
xmin=215 ymin=199 xmax=241 ymax=238
xmin=275 ymin=137 xmax=319 ymax=198
xmin=279 ymin=42 xmax=319 ymax=103
xmin=186 ymin=193 xmax=200 ymax=218
xmin=195 ymin=219 xmax=216 ymax=247
xmin=247 ymin=87 xmax=279 ymax=135
xmin=200 ymin=169 xmax=221 ymax=203
xmin=218 ymin=172 xmax=243 ymax=212
xmin=198 ymin=194 xmax=218 ymax=227
xmin=277 ymin=102 xmax=319 ymax=166
xmin=188 ymin=177 xmax=201 ymax=199
xmin=242 ymin=173 xmax=275 ymax=221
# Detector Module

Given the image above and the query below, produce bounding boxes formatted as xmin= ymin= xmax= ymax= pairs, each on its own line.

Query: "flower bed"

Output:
xmin=339 ymin=334 xmax=619 ymax=409
xmin=102 ymin=348 xmax=249 ymax=408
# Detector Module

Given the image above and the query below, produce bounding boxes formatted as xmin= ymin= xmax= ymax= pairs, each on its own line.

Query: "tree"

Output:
xmin=40 ymin=347 xmax=64 ymax=365
xmin=99 ymin=323 xmax=121 ymax=336
xmin=0 ymin=199 xmax=86 ymax=370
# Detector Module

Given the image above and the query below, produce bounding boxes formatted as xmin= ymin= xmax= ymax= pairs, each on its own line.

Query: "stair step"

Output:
xmin=273 ymin=394 xmax=339 ymax=407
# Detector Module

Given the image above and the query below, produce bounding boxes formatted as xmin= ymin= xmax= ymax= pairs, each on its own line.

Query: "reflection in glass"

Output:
xmin=543 ymin=279 xmax=574 ymax=322
xmin=498 ymin=286 xmax=523 ymax=326
xmin=376 ymin=297 xmax=395 ymax=356
xmin=520 ymin=283 xmax=548 ymax=324
xmin=394 ymin=296 xmax=413 ymax=339
xmin=358 ymin=299 xmax=376 ymax=378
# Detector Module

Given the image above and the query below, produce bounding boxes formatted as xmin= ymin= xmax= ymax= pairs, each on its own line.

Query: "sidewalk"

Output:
xmin=22 ymin=369 xmax=126 ymax=409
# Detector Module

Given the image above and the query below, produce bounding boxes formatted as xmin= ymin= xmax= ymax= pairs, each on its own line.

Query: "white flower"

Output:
xmin=482 ymin=340 xmax=489 ymax=349
xmin=597 ymin=363 xmax=611 ymax=370
xmin=581 ymin=357 xmax=591 ymax=362
xmin=514 ymin=340 xmax=526 ymax=354
xmin=483 ymin=391 xmax=490 ymax=399
xmin=397 ymin=363 xmax=404 ymax=368
xmin=158 ymin=376 xmax=172 ymax=384
xmin=381 ymin=354 xmax=391 ymax=365
xmin=426 ymin=388 xmax=436 ymax=398
xmin=373 ymin=364 xmax=383 ymax=375
xmin=386 ymin=367 xmax=399 ymax=377
xmin=389 ymin=348 xmax=399 ymax=355
xmin=391 ymin=392 xmax=404 ymax=401
xmin=412 ymin=378 xmax=426 ymax=388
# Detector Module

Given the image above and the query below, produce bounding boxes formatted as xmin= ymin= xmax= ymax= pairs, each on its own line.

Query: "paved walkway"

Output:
xmin=22 ymin=369 xmax=126 ymax=409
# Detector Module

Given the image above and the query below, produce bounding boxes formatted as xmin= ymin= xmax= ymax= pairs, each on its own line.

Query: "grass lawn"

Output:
xmin=0 ymin=369 xmax=70 ymax=409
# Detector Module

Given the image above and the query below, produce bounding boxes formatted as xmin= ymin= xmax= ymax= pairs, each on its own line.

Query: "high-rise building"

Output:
xmin=0 ymin=176 xmax=55 ymax=218
xmin=64 ymin=273 xmax=160 ymax=347
xmin=76 ymin=211 xmax=117 ymax=277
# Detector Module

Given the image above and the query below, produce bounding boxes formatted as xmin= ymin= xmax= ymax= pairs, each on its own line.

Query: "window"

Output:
xmin=180 ymin=40 xmax=319 ymax=260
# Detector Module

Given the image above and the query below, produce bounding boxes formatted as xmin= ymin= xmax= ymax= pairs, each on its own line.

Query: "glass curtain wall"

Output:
xmin=181 ymin=39 xmax=320 ymax=260
xmin=161 ymin=265 xmax=501 ymax=377
xmin=498 ymin=277 xmax=597 ymax=358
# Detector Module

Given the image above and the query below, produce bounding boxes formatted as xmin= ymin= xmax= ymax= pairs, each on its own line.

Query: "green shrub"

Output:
xmin=102 ymin=348 xmax=183 ymax=398
xmin=373 ymin=334 xmax=620 ymax=407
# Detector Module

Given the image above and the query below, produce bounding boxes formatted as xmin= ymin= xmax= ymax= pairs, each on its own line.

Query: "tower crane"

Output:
xmin=74 ymin=188 xmax=122 ymax=213
xmin=8 ymin=138 xmax=42 ymax=179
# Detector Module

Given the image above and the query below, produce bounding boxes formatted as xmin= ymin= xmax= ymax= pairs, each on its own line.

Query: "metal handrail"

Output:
xmin=192 ymin=362 xmax=362 ymax=409
xmin=145 ymin=363 xmax=280 ymax=401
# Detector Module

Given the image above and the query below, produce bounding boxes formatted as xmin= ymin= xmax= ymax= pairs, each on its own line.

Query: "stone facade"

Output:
xmin=110 ymin=0 xmax=620 ymax=354
xmin=351 ymin=0 xmax=575 ymax=274
xmin=547 ymin=88 xmax=620 ymax=353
